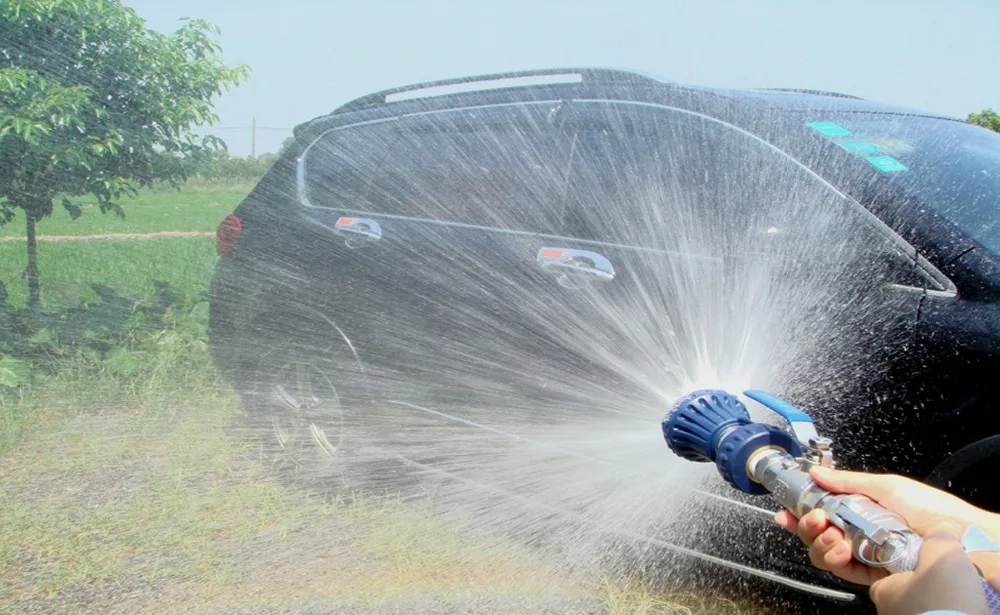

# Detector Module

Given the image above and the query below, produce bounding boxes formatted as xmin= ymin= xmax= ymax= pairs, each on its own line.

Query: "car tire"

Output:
xmin=925 ymin=435 xmax=1000 ymax=512
xmin=239 ymin=313 xmax=370 ymax=490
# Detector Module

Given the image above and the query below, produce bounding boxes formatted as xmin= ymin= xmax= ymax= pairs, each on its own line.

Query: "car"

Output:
xmin=208 ymin=67 xmax=1000 ymax=607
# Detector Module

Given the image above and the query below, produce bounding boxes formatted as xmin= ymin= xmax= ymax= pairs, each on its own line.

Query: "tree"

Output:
xmin=277 ymin=135 xmax=296 ymax=156
xmin=968 ymin=109 xmax=1000 ymax=133
xmin=0 ymin=0 xmax=249 ymax=305
xmin=194 ymin=148 xmax=272 ymax=184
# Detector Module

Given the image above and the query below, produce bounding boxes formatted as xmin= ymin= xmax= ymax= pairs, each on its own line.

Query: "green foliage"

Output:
xmin=191 ymin=149 xmax=274 ymax=185
xmin=0 ymin=355 xmax=30 ymax=388
xmin=968 ymin=109 xmax=1000 ymax=133
xmin=0 ymin=278 xmax=207 ymax=389
xmin=0 ymin=0 xmax=250 ymax=215
xmin=277 ymin=135 xmax=296 ymax=156
xmin=0 ymin=0 xmax=249 ymax=301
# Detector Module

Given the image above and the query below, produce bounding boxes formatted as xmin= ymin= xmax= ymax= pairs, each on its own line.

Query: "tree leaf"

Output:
xmin=968 ymin=109 xmax=1000 ymax=133
xmin=62 ymin=198 xmax=82 ymax=220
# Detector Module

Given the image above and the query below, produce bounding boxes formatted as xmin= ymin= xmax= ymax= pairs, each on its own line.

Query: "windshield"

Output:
xmin=800 ymin=115 xmax=1000 ymax=256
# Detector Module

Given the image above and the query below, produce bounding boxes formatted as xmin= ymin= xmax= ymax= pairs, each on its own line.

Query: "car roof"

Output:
xmin=294 ymin=67 xmax=961 ymax=143
xmin=693 ymin=85 xmax=956 ymax=119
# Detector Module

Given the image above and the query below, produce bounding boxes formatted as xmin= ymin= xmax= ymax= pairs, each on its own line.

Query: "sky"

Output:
xmin=126 ymin=0 xmax=1000 ymax=157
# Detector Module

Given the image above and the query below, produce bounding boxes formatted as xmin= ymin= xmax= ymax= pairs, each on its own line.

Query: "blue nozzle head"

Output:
xmin=662 ymin=388 xmax=803 ymax=495
xmin=661 ymin=389 xmax=752 ymax=463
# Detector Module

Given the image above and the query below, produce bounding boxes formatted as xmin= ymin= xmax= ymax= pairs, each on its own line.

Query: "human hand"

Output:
xmin=773 ymin=465 xmax=998 ymax=586
xmin=868 ymin=520 xmax=989 ymax=615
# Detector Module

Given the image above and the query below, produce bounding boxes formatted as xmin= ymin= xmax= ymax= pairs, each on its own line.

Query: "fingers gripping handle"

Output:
xmin=826 ymin=494 xmax=1000 ymax=610
xmin=756 ymin=452 xmax=1000 ymax=611
xmin=890 ymin=535 xmax=1000 ymax=613
xmin=839 ymin=521 xmax=997 ymax=612
xmin=887 ymin=533 xmax=1000 ymax=614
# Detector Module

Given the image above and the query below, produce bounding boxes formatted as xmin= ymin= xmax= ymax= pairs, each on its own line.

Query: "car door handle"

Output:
xmin=536 ymin=247 xmax=615 ymax=287
xmin=335 ymin=217 xmax=381 ymax=249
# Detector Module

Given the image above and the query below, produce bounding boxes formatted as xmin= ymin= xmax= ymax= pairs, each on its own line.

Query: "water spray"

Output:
xmin=662 ymin=389 xmax=1000 ymax=610
xmin=388 ymin=400 xmax=859 ymax=601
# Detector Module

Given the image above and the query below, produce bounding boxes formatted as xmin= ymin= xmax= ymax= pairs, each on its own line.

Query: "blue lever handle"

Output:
xmin=743 ymin=389 xmax=815 ymax=424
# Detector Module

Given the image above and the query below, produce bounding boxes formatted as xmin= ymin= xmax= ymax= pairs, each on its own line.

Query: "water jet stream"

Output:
xmin=380 ymin=411 xmax=856 ymax=603
xmin=386 ymin=400 xmax=775 ymax=517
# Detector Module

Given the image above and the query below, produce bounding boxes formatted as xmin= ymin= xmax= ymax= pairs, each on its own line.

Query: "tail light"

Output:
xmin=216 ymin=214 xmax=242 ymax=256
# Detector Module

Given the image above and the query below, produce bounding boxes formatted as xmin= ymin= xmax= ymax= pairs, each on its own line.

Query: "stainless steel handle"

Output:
xmin=536 ymin=247 xmax=615 ymax=288
xmin=335 ymin=217 xmax=381 ymax=249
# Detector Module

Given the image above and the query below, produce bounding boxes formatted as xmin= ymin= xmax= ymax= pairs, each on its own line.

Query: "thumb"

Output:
xmin=916 ymin=519 xmax=968 ymax=560
xmin=809 ymin=466 xmax=894 ymax=501
xmin=869 ymin=520 xmax=986 ymax=614
xmin=907 ymin=520 xmax=979 ymax=593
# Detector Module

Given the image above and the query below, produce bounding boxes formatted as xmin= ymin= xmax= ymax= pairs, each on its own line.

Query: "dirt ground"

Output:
xmin=1 ymin=231 xmax=214 ymax=242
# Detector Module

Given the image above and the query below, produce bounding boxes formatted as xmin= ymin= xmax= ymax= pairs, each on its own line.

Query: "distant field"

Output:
xmin=0 ymin=186 xmax=248 ymax=307
xmin=0 ymin=236 xmax=217 ymax=307
xmin=0 ymin=185 xmax=249 ymax=238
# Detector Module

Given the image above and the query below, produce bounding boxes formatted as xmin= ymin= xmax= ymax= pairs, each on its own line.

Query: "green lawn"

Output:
xmin=0 ymin=237 xmax=217 ymax=307
xmin=0 ymin=184 xmax=245 ymax=307
xmin=0 ymin=185 xmax=250 ymax=238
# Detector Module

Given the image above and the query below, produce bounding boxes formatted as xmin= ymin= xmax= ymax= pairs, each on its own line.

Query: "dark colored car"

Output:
xmin=208 ymin=68 xmax=1000 ymax=605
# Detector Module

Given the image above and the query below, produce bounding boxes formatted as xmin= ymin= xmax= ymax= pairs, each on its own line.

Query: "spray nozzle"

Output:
xmin=662 ymin=389 xmax=803 ymax=494
xmin=660 ymin=389 xmax=752 ymax=463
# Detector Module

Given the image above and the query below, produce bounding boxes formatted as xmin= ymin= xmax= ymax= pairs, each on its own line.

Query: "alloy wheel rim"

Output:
xmin=268 ymin=357 xmax=344 ymax=460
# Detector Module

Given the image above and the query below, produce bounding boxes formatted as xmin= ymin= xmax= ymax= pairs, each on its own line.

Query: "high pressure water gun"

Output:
xmin=661 ymin=389 xmax=1000 ymax=612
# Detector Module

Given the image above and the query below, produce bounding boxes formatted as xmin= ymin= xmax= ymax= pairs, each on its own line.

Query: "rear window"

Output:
xmin=796 ymin=115 xmax=1000 ymax=257
xmin=303 ymin=122 xmax=396 ymax=209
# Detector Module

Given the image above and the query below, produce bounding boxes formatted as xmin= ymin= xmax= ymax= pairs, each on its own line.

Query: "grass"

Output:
xmin=0 ymin=184 xmax=235 ymax=306
xmin=0 ymin=184 xmax=248 ymax=238
xmin=0 ymin=364 xmax=768 ymax=614
xmin=0 ymin=235 xmax=216 ymax=307
xmin=0 ymin=185 xmax=776 ymax=614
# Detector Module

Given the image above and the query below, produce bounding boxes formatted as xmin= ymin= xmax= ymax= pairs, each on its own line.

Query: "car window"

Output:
xmin=791 ymin=115 xmax=1000 ymax=260
xmin=303 ymin=121 xmax=397 ymax=209
xmin=560 ymin=102 xmax=933 ymax=289
xmin=366 ymin=103 xmax=573 ymax=232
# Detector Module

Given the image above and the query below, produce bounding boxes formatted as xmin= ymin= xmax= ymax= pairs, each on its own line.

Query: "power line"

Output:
xmin=188 ymin=118 xmax=293 ymax=158
xmin=190 ymin=126 xmax=292 ymax=132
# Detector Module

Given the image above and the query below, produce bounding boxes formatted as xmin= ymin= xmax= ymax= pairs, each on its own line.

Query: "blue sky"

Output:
xmin=127 ymin=0 xmax=1000 ymax=157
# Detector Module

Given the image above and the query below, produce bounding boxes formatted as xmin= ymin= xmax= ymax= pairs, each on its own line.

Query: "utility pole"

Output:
xmin=251 ymin=116 xmax=256 ymax=159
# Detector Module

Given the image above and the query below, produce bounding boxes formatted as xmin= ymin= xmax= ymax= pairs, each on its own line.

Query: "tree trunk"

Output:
xmin=26 ymin=214 xmax=40 ymax=307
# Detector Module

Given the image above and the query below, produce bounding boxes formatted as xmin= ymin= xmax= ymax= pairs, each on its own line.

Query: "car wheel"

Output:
xmin=926 ymin=435 xmax=1000 ymax=512
xmin=241 ymin=316 xmax=369 ymax=487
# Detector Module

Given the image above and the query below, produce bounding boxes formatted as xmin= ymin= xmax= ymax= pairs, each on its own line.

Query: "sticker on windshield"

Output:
xmin=837 ymin=139 xmax=880 ymax=155
xmin=807 ymin=121 xmax=852 ymax=137
xmin=865 ymin=155 xmax=908 ymax=173
xmin=865 ymin=137 xmax=915 ymax=155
